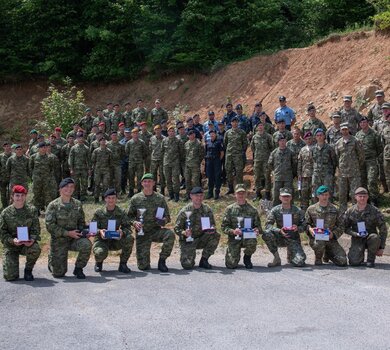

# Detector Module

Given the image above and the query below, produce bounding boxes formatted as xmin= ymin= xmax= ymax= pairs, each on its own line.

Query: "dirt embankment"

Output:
xmin=0 ymin=31 xmax=389 ymax=139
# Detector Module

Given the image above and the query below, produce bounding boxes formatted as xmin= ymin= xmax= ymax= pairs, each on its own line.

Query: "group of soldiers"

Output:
xmin=0 ymin=91 xmax=389 ymax=281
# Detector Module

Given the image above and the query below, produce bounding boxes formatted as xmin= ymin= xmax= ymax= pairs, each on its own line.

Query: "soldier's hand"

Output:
xmin=68 ymin=230 xmax=82 ymax=239
xmin=328 ymin=230 xmax=334 ymax=239
xmin=70 ymin=170 xmax=74 ymax=176
xmin=280 ymin=229 xmax=289 ymax=237
xmin=184 ymin=228 xmax=192 ymax=237
xmin=118 ymin=229 xmax=123 ymax=239
xmin=13 ymin=238 xmax=23 ymax=246
xmin=233 ymin=228 xmax=242 ymax=236
xmin=134 ymin=221 xmax=142 ymax=231
xmin=254 ymin=228 xmax=260 ymax=236
xmin=23 ymin=239 xmax=34 ymax=247
xmin=376 ymin=249 xmax=384 ymax=257
xmin=309 ymin=227 xmax=315 ymax=237
xmin=291 ymin=224 xmax=298 ymax=231
xmin=100 ymin=229 xmax=107 ymax=239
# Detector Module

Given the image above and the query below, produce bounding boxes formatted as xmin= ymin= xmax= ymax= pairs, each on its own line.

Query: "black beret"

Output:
xmin=190 ymin=186 xmax=204 ymax=194
xmin=103 ymin=188 xmax=117 ymax=198
xmin=59 ymin=177 xmax=75 ymax=189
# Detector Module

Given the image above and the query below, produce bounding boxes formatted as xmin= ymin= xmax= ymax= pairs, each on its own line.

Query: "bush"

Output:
xmin=373 ymin=7 xmax=390 ymax=30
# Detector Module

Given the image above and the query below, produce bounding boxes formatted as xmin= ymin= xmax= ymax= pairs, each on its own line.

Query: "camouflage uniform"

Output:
xmin=140 ymin=130 xmax=153 ymax=172
xmin=305 ymin=202 xmax=347 ymax=266
xmin=286 ymin=138 xmax=306 ymax=177
xmin=150 ymin=107 xmax=168 ymax=125
xmin=125 ymin=139 xmax=148 ymax=194
xmin=263 ymin=204 xmax=306 ymax=266
xmin=184 ymin=139 xmax=204 ymax=196
xmin=92 ymin=205 xmax=134 ymax=264
xmin=128 ymin=191 xmax=174 ymax=270
xmin=6 ymin=154 xmax=29 ymax=190
xmin=325 ymin=125 xmax=342 ymax=146
xmin=297 ymin=144 xmax=314 ymax=209
xmin=61 ymin=142 xmax=73 ymax=179
xmin=224 ymin=127 xmax=248 ymax=186
xmin=0 ymin=152 xmax=12 ymax=207
xmin=79 ymin=116 xmax=95 ymax=135
xmin=272 ymin=130 xmax=293 ymax=146
xmin=123 ymin=110 xmax=134 ymax=129
xmin=93 ymin=116 xmax=111 ymax=133
xmin=69 ymin=143 xmax=90 ymax=200
xmin=368 ymin=101 xmax=388 ymax=125
xmin=162 ymin=136 xmax=183 ymax=197
xmin=344 ymin=204 xmax=387 ymax=265
xmin=301 ymin=118 xmax=326 ymax=136
xmin=45 ymin=197 xmax=91 ymax=277
xmin=339 ymin=107 xmax=361 ymax=135
xmin=47 ymin=152 xmax=60 ymax=200
xmin=382 ymin=125 xmax=390 ymax=190
xmin=334 ymin=136 xmax=365 ymax=212
xmin=221 ymin=201 xmax=261 ymax=268
xmin=132 ymin=107 xmax=148 ymax=124
xmin=355 ymin=128 xmax=382 ymax=202
xmin=150 ymin=134 xmax=166 ymax=190
xmin=0 ymin=204 xmax=41 ymax=281
xmin=91 ymin=146 xmax=112 ymax=201
xmin=107 ymin=140 xmax=125 ymax=194
xmin=250 ymin=131 xmax=274 ymax=196
xmin=109 ymin=111 xmax=124 ymax=132
xmin=268 ymin=147 xmax=295 ymax=206
xmin=175 ymin=202 xmax=220 ymax=269
xmin=49 ymin=143 xmax=62 ymax=185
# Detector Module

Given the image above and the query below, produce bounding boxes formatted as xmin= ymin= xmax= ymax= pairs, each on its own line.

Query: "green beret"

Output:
xmin=316 ymin=185 xmax=329 ymax=195
xmin=141 ymin=173 xmax=154 ymax=181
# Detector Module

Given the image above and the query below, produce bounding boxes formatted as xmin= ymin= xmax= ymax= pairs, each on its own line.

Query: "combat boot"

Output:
xmin=169 ymin=192 xmax=174 ymax=200
xmin=199 ymin=257 xmax=212 ymax=269
xmin=24 ymin=268 xmax=34 ymax=281
xmin=214 ymin=189 xmax=220 ymax=200
xmin=315 ymin=255 xmax=323 ymax=265
xmin=94 ymin=197 xmax=99 ymax=204
xmin=253 ymin=189 xmax=262 ymax=201
xmin=206 ymin=191 xmax=213 ymax=199
xmin=243 ymin=254 xmax=253 ymax=269
xmin=225 ymin=184 xmax=234 ymax=195
xmin=174 ymin=193 xmax=180 ymax=202
xmin=160 ymin=187 xmax=166 ymax=196
xmin=267 ymin=251 xmax=281 ymax=267
xmin=128 ymin=189 xmax=134 ymax=198
xmin=73 ymin=267 xmax=86 ymax=279
xmin=158 ymin=258 xmax=169 ymax=272
xmin=94 ymin=262 xmax=103 ymax=272
xmin=264 ymin=191 xmax=271 ymax=201
xmin=118 ymin=262 xmax=131 ymax=273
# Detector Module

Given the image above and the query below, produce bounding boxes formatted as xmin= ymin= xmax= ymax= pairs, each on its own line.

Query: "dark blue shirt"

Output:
xmin=222 ymin=111 xmax=237 ymax=129
xmin=205 ymin=138 xmax=224 ymax=160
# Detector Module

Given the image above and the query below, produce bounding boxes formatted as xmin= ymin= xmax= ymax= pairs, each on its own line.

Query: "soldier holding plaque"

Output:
xmin=175 ymin=187 xmax=220 ymax=270
xmin=128 ymin=173 xmax=174 ymax=272
xmin=343 ymin=187 xmax=388 ymax=268
xmin=221 ymin=184 xmax=262 ymax=269
xmin=92 ymin=189 xmax=134 ymax=273
xmin=0 ymin=185 xmax=41 ymax=281
xmin=305 ymin=185 xmax=347 ymax=266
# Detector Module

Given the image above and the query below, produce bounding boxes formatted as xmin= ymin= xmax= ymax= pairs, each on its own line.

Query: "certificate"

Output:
xmin=243 ymin=229 xmax=256 ymax=239
xmin=201 ymin=217 xmax=211 ymax=230
xmin=316 ymin=219 xmax=324 ymax=229
xmin=357 ymin=221 xmax=367 ymax=236
xmin=89 ymin=221 xmax=98 ymax=234
xmin=17 ymin=227 xmax=29 ymax=241
xmin=244 ymin=218 xmax=252 ymax=229
xmin=283 ymin=214 xmax=292 ymax=228
xmin=107 ymin=220 xmax=116 ymax=231
xmin=156 ymin=207 xmax=165 ymax=219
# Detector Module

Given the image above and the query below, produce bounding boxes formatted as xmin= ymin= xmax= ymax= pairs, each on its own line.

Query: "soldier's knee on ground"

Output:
xmin=181 ymin=257 xmax=195 ymax=270
xmin=333 ymin=255 xmax=348 ymax=266
xmin=93 ymin=245 xmax=109 ymax=262
xmin=291 ymin=252 xmax=306 ymax=267
xmin=225 ymin=254 xmax=240 ymax=269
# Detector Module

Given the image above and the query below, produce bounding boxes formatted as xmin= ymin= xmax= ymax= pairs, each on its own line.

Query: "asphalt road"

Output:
xmin=1 ymin=248 xmax=390 ymax=350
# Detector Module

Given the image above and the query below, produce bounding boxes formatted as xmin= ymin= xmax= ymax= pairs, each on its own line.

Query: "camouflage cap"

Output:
xmin=235 ymin=104 xmax=243 ymax=110
xmin=307 ymin=104 xmax=316 ymax=111
xmin=375 ymin=90 xmax=384 ymax=97
xmin=155 ymin=99 xmax=161 ymax=104
xmin=187 ymin=130 xmax=195 ymax=135
xmin=85 ymin=107 xmax=91 ymax=112
xmin=382 ymin=102 xmax=390 ymax=109
xmin=231 ymin=116 xmax=239 ymax=122
xmin=141 ymin=173 xmax=154 ymax=181
xmin=235 ymin=184 xmax=246 ymax=193
xmin=331 ymin=112 xmax=341 ymax=118
xmin=12 ymin=144 xmax=21 ymax=149
xmin=359 ymin=116 xmax=369 ymax=123
xmin=316 ymin=185 xmax=329 ymax=195
xmin=343 ymin=95 xmax=352 ymax=102
xmin=354 ymin=187 xmax=368 ymax=195
xmin=208 ymin=110 xmax=215 ymax=116
xmin=340 ymin=122 xmax=349 ymax=129
xmin=280 ymin=188 xmax=292 ymax=196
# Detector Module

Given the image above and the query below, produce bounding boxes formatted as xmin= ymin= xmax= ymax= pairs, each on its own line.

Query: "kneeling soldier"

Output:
xmin=0 ymin=185 xmax=41 ymax=281
xmin=263 ymin=188 xmax=306 ymax=267
xmin=344 ymin=187 xmax=388 ymax=268
xmin=92 ymin=189 xmax=134 ymax=273
xmin=222 ymin=184 xmax=261 ymax=269
xmin=175 ymin=187 xmax=220 ymax=269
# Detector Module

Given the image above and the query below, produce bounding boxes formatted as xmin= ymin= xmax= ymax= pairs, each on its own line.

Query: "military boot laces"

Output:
xmin=199 ymin=257 xmax=212 ymax=269
xmin=94 ymin=262 xmax=103 ymax=272
xmin=73 ymin=267 xmax=86 ymax=279
xmin=243 ymin=254 xmax=253 ymax=269
xmin=267 ymin=251 xmax=281 ymax=267
xmin=158 ymin=258 xmax=169 ymax=273
xmin=24 ymin=268 xmax=34 ymax=281
xmin=118 ymin=262 xmax=131 ymax=273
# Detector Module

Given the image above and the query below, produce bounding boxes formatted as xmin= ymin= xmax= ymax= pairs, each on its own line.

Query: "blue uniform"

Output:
xmin=274 ymin=106 xmax=296 ymax=129
xmin=205 ymin=138 xmax=224 ymax=196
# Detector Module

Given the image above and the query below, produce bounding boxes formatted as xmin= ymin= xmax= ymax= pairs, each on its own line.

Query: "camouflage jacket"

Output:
xmin=250 ymin=132 xmax=274 ymax=161
xmin=338 ymin=107 xmax=361 ymax=135
xmin=125 ymin=139 xmax=148 ymax=164
xmin=185 ymin=139 xmax=204 ymax=166
xmin=6 ymin=154 xmax=29 ymax=185
xmin=150 ymin=107 xmax=168 ymax=125
xmin=326 ymin=125 xmax=342 ymax=146
xmin=311 ymin=143 xmax=337 ymax=176
xmin=91 ymin=147 xmax=112 ymax=171
xmin=265 ymin=204 xmax=305 ymax=237
xmin=132 ymin=107 xmax=148 ymax=124
xmin=107 ymin=140 xmax=125 ymax=166
xmin=268 ymin=147 xmax=295 ymax=180
xmin=69 ymin=143 xmax=90 ymax=171
xmin=355 ymin=128 xmax=383 ymax=160
xmin=224 ymin=127 xmax=248 ymax=156
xmin=334 ymin=136 xmax=365 ymax=176
xmin=162 ymin=136 xmax=184 ymax=165
xmin=0 ymin=152 xmax=12 ymax=181
xmin=150 ymin=135 xmax=166 ymax=161
xmin=301 ymin=117 xmax=326 ymax=136
xmin=109 ymin=112 xmax=124 ymax=132
xmin=297 ymin=144 xmax=314 ymax=178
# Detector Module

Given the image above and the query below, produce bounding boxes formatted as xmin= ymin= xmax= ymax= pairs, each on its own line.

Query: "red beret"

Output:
xmin=138 ymin=122 xmax=147 ymax=126
xmin=12 ymin=185 xmax=27 ymax=194
xmin=98 ymin=122 xmax=105 ymax=127
xmin=55 ymin=127 xmax=62 ymax=132
xmin=118 ymin=122 xmax=125 ymax=127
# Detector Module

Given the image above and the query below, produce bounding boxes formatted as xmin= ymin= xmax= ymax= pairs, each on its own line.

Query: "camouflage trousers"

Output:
xmin=0 ymin=180 xmax=10 ymax=208
xmin=72 ymin=169 xmax=88 ymax=200
xmin=179 ymin=232 xmax=221 ymax=269
xmin=312 ymin=173 xmax=334 ymax=200
xmin=49 ymin=237 xmax=92 ymax=277
xmin=263 ymin=230 xmax=306 ymax=266
xmin=2 ymin=242 xmax=41 ymax=281
xmin=163 ymin=163 xmax=180 ymax=194
xmin=272 ymin=180 xmax=293 ymax=207
xmin=94 ymin=170 xmax=111 ymax=199
xmin=360 ymin=159 xmax=379 ymax=201
xmin=384 ymin=158 xmax=390 ymax=191
xmin=225 ymin=236 xmax=257 ymax=269
xmin=300 ymin=177 xmax=312 ymax=210
xmin=253 ymin=160 xmax=271 ymax=192
xmin=93 ymin=235 xmax=134 ymax=263
xmin=151 ymin=159 xmax=165 ymax=188
xmin=32 ymin=176 xmax=54 ymax=211
xmin=144 ymin=155 xmax=151 ymax=173
xmin=128 ymin=162 xmax=144 ymax=191
xmin=185 ymin=165 xmax=201 ymax=195
xmin=136 ymin=228 xmax=175 ymax=270
xmin=111 ymin=165 xmax=122 ymax=194
xmin=348 ymin=233 xmax=381 ymax=266
xmin=225 ymin=154 xmax=244 ymax=185
xmin=338 ymin=176 xmax=360 ymax=213
xmin=308 ymin=237 xmax=347 ymax=266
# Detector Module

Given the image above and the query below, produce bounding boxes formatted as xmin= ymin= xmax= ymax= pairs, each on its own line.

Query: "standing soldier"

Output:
xmin=92 ymin=189 xmax=134 ymax=273
xmin=94 ymin=108 xmax=111 ymax=133
xmin=0 ymin=142 xmax=12 ymax=208
xmin=204 ymin=130 xmax=224 ymax=200
xmin=120 ymin=128 xmax=131 ymax=194
xmin=274 ymin=96 xmax=296 ymax=131
xmin=46 ymin=142 xmax=61 ymax=201
xmin=68 ymin=133 xmax=91 ymax=201
xmin=29 ymin=142 xmax=55 ymax=212
xmin=263 ymin=188 xmax=306 ymax=267
xmin=222 ymin=184 xmax=261 ymax=269
xmin=305 ymin=185 xmax=347 ymax=266
xmin=184 ymin=130 xmax=204 ymax=200
xmin=54 ymin=127 xmax=67 ymax=148
xmin=103 ymin=102 xmax=114 ymax=119
xmin=344 ymin=187 xmax=387 ymax=268
xmin=61 ymin=135 xmax=75 ymax=179
xmin=48 ymin=135 xmax=62 ymax=185
xmin=132 ymin=99 xmax=148 ymax=124
xmin=79 ymin=108 xmax=95 ymax=135
xmin=128 ymin=173 xmax=175 ymax=272
xmin=301 ymin=105 xmax=326 ymax=136
xmin=150 ymin=99 xmax=168 ymax=126
xmin=27 ymin=129 xmax=39 ymax=156
xmin=268 ymin=134 xmax=295 ymax=206
xmin=30 ymin=134 xmax=45 ymax=156
xmin=297 ymin=132 xmax=314 ymax=210
xmin=0 ymin=185 xmax=41 ymax=281
xmin=107 ymin=131 xmax=125 ymax=195
xmin=326 ymin=112 xmax=342 ymax=146
xmin=177 ymin=123 xmax=189 ymax=190
xmin=334 ymin=123 xmax=365 ymax=212
xmin=272 ymin=119 xmax=293 ymax=145
xmin=162 ymin=125 xmax=183 ymax=202
xmin=382 ymin=103 xmax=390 ymax=191
xmin=338 ymin=95 xmax=362 ymax=135
xmin=91 ymin=138 xmax=112 ymax=203
xmin=150 ymin=125 xmax=166 ymax=195
xmin=45 ymin=178 xmax=92 ymax=279
xmin=123 ymin=102 xmax=134 ymax=129
xmin=125 ymin=128 xmax=148 ymax=197
xmin=175 ymin=186 xmax=220 ymax=269
xmin=224 ymin=116 xmax=248 ymax=194
xmin=109 ymin=103 xmax=124 ymax=132
xmin=367 ymin=90 xmax=388 ymax=126
xmin=355 ymin=117 xmax=383 ymax=205
xmin=250 ymin=121 xmax=273 ymax=200
xmin=287 ymin=128 xmax=306 ymax=178
xmin=222 ymin=103 xmax=237 ymax=130
xmin=139 ymin=121 xmax=152 ymax=172
xmin=6 ymin=144 xmax=29 ymax=191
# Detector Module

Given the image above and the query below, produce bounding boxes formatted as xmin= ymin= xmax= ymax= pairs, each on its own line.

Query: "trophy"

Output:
xmin=138 ymin=208 xmax=146 ymax=236
xmin=185 ymin=211 xmax=193 ymax=242
xmin=236 ymin=216 xmax=243 ymax=240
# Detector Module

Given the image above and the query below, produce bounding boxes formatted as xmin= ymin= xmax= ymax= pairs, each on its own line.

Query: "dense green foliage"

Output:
xmin=0 ymin=0 xmax=384 ymax=82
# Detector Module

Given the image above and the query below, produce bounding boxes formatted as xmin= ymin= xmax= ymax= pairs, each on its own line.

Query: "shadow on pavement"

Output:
xmin=9 ymin=277 xmax=58 ymax=287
